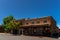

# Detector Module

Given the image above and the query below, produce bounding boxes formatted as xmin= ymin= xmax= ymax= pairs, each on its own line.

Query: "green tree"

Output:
xmin=3 ymin=15 xmax=20 ymax=32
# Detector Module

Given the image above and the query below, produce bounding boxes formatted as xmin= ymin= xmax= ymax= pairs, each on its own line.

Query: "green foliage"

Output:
xmin=3 ymin=16 xmax=15 ymax=24
xmin=10 ymin=20 xmax=20 ymax=30
xmin=3 ymin=15 xmax=20 ymax=32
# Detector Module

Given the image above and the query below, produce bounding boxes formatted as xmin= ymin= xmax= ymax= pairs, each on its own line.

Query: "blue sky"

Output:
xmin=0 ymin=0 xmax=60 ymax=28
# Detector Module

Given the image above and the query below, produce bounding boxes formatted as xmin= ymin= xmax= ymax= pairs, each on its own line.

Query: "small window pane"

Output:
xmin=32 ymin=22 xmax=34 ymax=24
xmin=44 ymin=19 xmax=47 ymax=23
xmin=37 ymin=20 xmax=40 ymax=24
xmin=26 ymin=23 xmax=29 ymax=25
xmin=46 ymin=26 xmax=50 ymax=30
xmin=37 ymin=21 xmax=40 ymax=24
xmin=31 ymin=20 xmax=34 ymax=24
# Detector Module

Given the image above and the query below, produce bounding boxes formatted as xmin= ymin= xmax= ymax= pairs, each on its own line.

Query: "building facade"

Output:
xmin=59 ymin=29 xmax=60 ymax=36
xmin=16 ymin=16 xmax=59 ymax=37
xmin=0 ymin=25 xmax=4 ymax=33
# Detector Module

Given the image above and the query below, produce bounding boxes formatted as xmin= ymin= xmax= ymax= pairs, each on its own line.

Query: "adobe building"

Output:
xmin=16 ymin=16 xmax=59 ymax=37
xmin=0 ymin=25 xmax=4 ymax=33
xmin=59 ymin=29 xmax=60 ymax=36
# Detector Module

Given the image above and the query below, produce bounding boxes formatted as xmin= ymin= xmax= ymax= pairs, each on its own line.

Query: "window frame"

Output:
xmin=37 ymin=19 xmax=40 ymax=24
xmin=31 ymin=20 xmax=34 ymax=24
xmin=43 ymin=19 xmax=47 ymax=23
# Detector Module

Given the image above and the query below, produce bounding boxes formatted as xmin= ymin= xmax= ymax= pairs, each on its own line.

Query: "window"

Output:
xmin=40 ymin=27 xmax=43 ymax=30
xmin=26 ymin=22 xmax=29 ymax=25
xmin=32 ymin=21 xmax=34 ymax=24
xmin=34 ymin=29 xmax=37 ymax=32
xmin=46 ymin=26 xmax=50 ymax=30
xmin=43 ymin=19 xmax=47 ymax=23
xmin=31 ymin=20 xmax=34 ymax=24
xmin=37 ymin=20 xmax=40 ymax=24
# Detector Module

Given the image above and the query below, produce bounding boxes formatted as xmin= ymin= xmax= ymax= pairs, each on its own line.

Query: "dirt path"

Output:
xmin=0 ymin=33 xmax=59 ymax=40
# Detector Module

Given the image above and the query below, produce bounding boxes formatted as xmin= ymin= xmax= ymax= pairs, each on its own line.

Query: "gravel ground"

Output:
xmin=0 ymin=33 xmax=60 ymax=40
